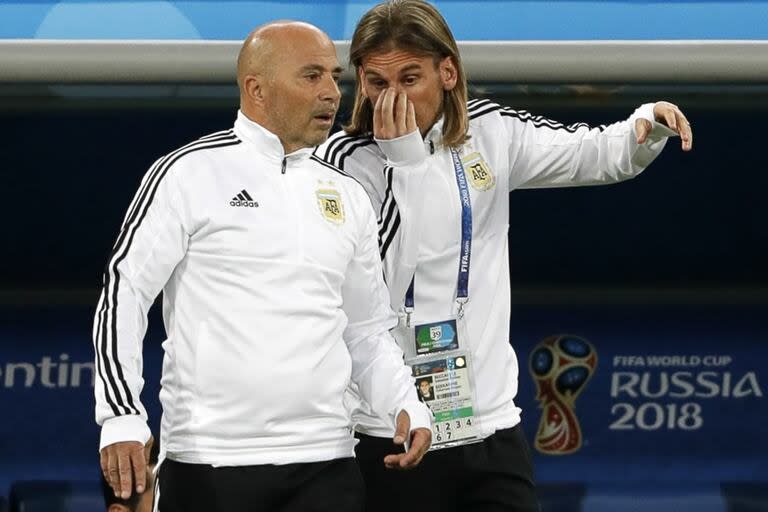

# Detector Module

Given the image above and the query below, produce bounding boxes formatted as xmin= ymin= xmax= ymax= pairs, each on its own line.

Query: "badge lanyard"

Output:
xmin=405 ymin=148 xmax=472 ymax=325
xmin=403 ymin=148 xmax=482 ymax=449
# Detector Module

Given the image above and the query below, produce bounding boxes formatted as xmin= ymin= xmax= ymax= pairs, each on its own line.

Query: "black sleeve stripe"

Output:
xmin=469 ymin=104 xmax=502 ymax=120
xmin=121 ymin=132 xmax=239 ymax=231
xmin=378 ymin=198 xmax=398 ymax=239
xmin=499 ymin=109 xmax=607 ymax=133
xmin=92 ymin=292 xmax=121 ymax=416
xmin=199 ymin=129 xmax=234 ymax=141
xmin=377 ymin=166 xmax=401 ymax=261
xmin=337 ymin=139 xmax=376 ymax=170
xmin=97 ymin=133 xmax=240 ymax=416
xmin=467 ymin=98 xmax=495 ymax=113
xmin=310 ymin=154 xmax=351 ymax=176
xmin=379 ymin=212 xmax=401 ymax=261
xmin=321 ymin=132 xmax=356 ymax=160
xmin=95 ymin=133 xmax=241 ymax=417
xmin=377 ymin=166 xmax=393 ymax=221
xmin=322 ymin=132 xmax=358 ymax=163
xmin=377 ymin=166 xmax=395 ymax=238
xmin=329 ymin=135 xmax=374 ymax=169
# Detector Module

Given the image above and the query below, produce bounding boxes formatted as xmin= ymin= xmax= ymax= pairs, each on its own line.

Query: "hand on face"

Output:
xmin=373 ymin=87 xmax=418 ymax=140
xmin=635 ymin=101 xmax=693 ymax=151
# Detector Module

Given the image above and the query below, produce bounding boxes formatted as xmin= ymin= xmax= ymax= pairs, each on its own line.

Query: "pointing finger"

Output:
xmin=680 ymin=115 xmax=693 ymax=151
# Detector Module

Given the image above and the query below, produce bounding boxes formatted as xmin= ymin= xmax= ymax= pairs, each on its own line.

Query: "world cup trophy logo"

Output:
xmin=529 ymin=335 xmax=597 ymax=455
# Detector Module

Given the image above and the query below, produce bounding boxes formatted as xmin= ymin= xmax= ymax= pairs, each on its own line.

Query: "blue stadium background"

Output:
xmin=1 ymin=1 xmax=767 ymax=511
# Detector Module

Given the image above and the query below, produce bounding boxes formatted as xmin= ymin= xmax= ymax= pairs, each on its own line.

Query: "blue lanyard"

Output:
xmin=405 ymin=148 xmax=473 ymax=319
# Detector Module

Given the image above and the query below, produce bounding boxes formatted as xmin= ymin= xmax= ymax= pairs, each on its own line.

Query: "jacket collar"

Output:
xmin=233 ymin=110 xmax=314 ymax=162
xmin=424 ymin=116 xmax=445 ymax=151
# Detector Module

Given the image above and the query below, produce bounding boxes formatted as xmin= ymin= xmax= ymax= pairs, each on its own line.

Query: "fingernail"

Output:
xmin=394 ymin=435 xmax=404 ymax=444
xmin=137 ymin=485 xmax=144 ymax=493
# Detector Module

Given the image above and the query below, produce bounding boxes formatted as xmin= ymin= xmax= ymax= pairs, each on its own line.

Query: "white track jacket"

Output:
xmin=316 ymin=100 xmax=676 ymax=438
xmin=93 ymin=112 xmax=430 ymax=466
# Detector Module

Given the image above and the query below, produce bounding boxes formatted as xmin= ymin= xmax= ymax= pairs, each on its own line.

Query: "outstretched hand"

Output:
xmin=635 ymin=101 xmax=693 ymax=151
xmin=383 ymin=410 xmax=432 ymax=470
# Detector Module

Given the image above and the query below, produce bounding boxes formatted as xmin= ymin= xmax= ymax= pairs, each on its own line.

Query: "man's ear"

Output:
xmin=243 ymin=74 xmax=266 ymax=105
xmin=439 ymin=56 xmax=458 ymax=91
xmin=357 ymin=68 xmax=369 ymax=99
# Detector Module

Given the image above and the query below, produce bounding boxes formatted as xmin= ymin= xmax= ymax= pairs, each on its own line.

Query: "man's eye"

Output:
xmin=307 ymin=73 xmax=320 ymax=81
xmin=371 ymin=80 xmax=387 ymax=89
xmin=404 ymin=76 xmax=418 ymax=85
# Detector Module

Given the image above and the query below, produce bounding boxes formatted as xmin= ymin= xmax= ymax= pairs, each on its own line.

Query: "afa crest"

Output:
xmin=316 ymin=184 xmax=345 ymax=225
xmin=462 ymin=152 xmax=495 ymax=191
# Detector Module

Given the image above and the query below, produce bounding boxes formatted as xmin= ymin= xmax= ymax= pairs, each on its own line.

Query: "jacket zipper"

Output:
xmin=279 ymin=156 xmax=304 ymax=259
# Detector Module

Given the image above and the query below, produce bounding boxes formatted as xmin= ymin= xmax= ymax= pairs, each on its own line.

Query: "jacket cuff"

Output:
xmin=375 ymin=131 xmax=426 ymax=167
xmin=99 ymin=415 xmax=152 ymax=451
xmin=397 ymin=401 xmax=433 ymax=433
xmin=630 ymin=103 xmax=678 ymax=142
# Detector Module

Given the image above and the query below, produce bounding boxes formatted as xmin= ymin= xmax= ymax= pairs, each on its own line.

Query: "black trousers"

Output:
xmin=355 ymin=425 xmax=539 ymax=512
xmin=157 ymin=457 xmax=364 ymax=512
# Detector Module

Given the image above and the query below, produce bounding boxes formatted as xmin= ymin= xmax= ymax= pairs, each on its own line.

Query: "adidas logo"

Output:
xmin=230 ymin=189 xmax=259 ymax=208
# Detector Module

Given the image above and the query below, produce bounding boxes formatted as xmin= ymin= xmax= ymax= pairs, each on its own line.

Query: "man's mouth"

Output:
xmin=313 ymin=111 xmax=336 ymax=124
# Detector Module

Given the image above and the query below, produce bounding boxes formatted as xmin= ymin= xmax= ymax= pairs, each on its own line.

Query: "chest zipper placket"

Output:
xmin=279 ymin=156 xmax=305 ymax=261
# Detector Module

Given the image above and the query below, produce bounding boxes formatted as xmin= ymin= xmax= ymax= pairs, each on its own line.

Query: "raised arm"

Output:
xmin=493 ymin=101 xmax=692 ymax=190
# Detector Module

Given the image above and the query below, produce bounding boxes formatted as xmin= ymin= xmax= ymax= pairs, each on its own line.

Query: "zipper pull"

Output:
xmin=281 ymin=158 xmax=287 ymax=174
xmin=429 ymin=140 xmax=435 ymax=155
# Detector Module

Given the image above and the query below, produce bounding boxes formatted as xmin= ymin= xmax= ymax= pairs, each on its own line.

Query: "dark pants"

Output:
xmin=157 ymin=457 xmax=364 ymax=512
xmin=355 ymin=425 xmax=539 ymax=512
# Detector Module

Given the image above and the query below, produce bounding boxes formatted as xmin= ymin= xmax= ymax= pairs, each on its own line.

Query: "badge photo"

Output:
xmin=409 ymin=352 xmax=480 ymax=449
xmin=462 ymin=152 xmax=495 ymax=191
xmin=316 ymin=185 xmax=345 ymax=225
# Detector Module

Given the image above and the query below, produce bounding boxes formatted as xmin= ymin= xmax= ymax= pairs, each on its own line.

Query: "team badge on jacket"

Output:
xmin=462 ymin=152 xmax=495 ymax=191
xmin=316 ymin=184 xmax=345 ymax=225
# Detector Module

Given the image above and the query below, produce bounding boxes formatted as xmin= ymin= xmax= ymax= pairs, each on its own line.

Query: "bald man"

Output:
xmin=94 ymin=21 xmax=432 ymax=512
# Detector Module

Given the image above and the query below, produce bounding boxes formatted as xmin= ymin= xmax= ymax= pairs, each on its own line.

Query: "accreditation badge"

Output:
xmin=399 ymin=311 xmax=482 ymax=450
xmin=408 ymin=351 xmax=480 ymax=449
xmin=461 ymin=152 xmax=495 ymax=192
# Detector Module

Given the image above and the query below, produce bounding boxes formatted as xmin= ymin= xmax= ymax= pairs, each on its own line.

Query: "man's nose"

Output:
xmin=321 ymin=76 xmax=341 ymax=102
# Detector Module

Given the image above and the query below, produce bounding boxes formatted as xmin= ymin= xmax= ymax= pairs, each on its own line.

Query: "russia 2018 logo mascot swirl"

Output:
xmin=529 ymin=335 xmax=597 ymax=455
